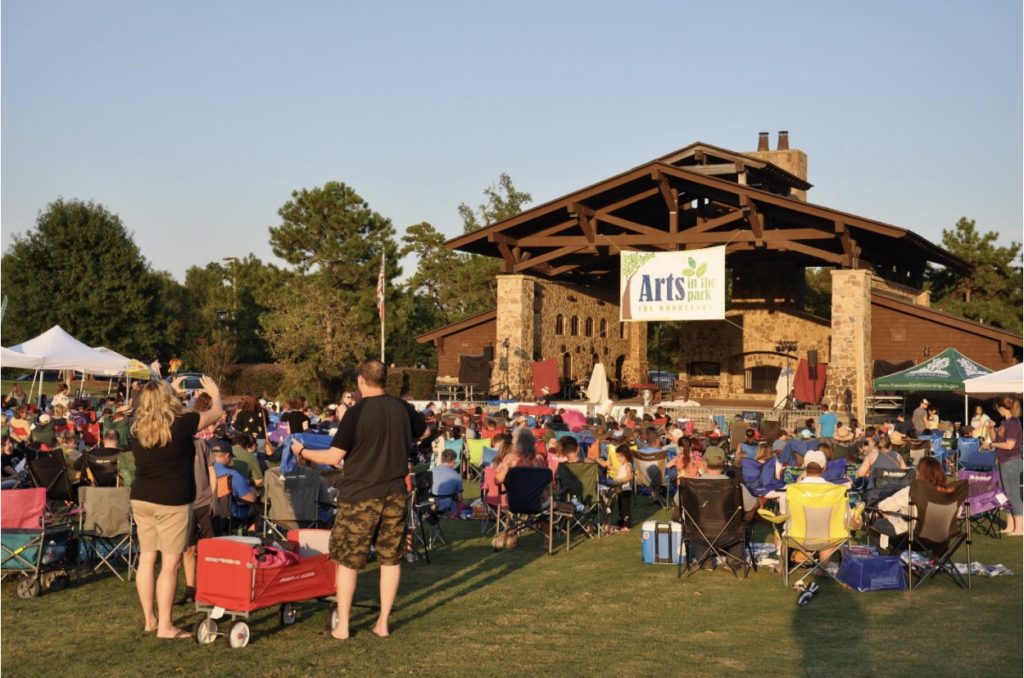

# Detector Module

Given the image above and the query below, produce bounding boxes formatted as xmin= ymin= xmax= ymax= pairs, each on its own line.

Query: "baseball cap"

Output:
xmin=800 ymin=429 xmax=815 ymax=439
xmin=803 ymin=450 xmax=827 ymax=468
xmin=703 ymin=446 xmax=727 ymax=464
xmin=38 ymin=413 xmax=52 ymax=424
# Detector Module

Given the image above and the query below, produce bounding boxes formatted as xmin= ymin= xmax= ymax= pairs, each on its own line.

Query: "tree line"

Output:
xmin=0 ymin=176 xmax=531 ymax=399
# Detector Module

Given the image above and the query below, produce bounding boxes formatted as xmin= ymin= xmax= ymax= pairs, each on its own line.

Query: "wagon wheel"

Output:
xmin=279 ymin=602 xmax=297 ymax=626
xmin=192 ymin=618 xmax=218 ymax=644
xmin=48 ymin=572 xmax=70 ymax=592
xmin=227 ymin=621 xmax=250 ymax=648
xmin=16 ymin=577 xmax=41 ymax=599
xmin=325 ymin=602 xmax=339 ymax=632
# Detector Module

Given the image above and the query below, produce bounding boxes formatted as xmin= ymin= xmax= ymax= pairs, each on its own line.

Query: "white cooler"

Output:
xmin=641 ymin=520 xmax=684 ymax=565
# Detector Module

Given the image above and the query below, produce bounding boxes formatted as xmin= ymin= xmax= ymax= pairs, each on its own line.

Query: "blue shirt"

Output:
xmin=431 ymin=464 xmax=463 ymax=514
xmin=818 ymin=412 xmax=839 ymax=438
xmin=214 ymin=462 xmax=255 ymax=519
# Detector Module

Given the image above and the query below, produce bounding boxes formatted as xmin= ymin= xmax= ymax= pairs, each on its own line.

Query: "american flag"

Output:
xmin=376 ymin=251 xmax=386 ymax=322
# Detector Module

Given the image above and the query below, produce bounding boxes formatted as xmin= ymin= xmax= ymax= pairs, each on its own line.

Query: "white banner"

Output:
xmin=619 ymin=247 xmax=726 ymax=322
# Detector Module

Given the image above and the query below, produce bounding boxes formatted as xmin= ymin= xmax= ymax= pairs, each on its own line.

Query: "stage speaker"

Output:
xmin=483 ymin=344 xmax=494 ymax=361
xmin=807 ymin=349 xmax=818 ymax=368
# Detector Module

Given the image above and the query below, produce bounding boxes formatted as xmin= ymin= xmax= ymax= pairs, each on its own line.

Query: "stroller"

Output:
xmin=1 ymin=488 xmax=74 ymax=597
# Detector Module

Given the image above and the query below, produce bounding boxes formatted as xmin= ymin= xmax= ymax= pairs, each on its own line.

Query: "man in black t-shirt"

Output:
xmin=293 ymin=359 xmax=426 ymax=641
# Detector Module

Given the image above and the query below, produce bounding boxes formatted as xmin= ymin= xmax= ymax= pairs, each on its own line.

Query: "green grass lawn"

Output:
xmin=2 ymin=481 xmax=1021 ymax=677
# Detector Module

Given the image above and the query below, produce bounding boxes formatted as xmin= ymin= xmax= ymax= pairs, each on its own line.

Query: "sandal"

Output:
xmin=159 ymin=629 xmax=192 ymax=640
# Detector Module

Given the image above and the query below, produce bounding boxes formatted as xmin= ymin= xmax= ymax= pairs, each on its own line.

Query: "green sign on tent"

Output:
xmin=872 ymin=348 xmax=993 ymax=392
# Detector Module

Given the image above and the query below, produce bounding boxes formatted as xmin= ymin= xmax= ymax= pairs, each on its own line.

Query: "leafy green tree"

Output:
xmin=1 ymin=198 xmax=170 ymax=357
xmin=803 ymin=267 xmax=833 ymax=319
xmin=457 ymin=173 xmax=533 ymax=234
xmin=385 ymin=287 xmax=445 ymax=368
xmin=268 ymin=182 xmax=400 ymax=329
xmin=261 ymin=279 xmax=370 ymax=405
xmin=929 ymin=218 xmax=1023 ymax=333
xmin=402 ymin=174 xmax=532 ymax=328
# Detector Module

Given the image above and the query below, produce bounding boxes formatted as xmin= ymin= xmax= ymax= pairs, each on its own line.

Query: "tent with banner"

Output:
xmin=872 ymin=347 xmax=993 ymax=422
xmin=963 ymin=363 xmax=1023 ymax=394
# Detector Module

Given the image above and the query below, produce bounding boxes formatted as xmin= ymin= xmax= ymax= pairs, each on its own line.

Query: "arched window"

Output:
xmin=584 ymin=317 xmax=593 ymax=337
xmin=570 ymin=316 xmax=579 ymax=336
xmin=599 ymin=319 xmax=607 ymax=337
xmin=555 ymin=314 xmax=564 ymax=336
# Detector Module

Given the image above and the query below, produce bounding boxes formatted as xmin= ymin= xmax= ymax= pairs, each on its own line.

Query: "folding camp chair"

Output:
xmin=739 ymin=457 xmax=785 ymax=498
xmin=633 ymin=450 xmax=671 ymax=509
xmin=77 ymin=486 xmax=136 ymax=581
xmin=1 ymin=488 xmax=73 ymax=597
xmin=479 ymin=465 xmax=507 ymax=535
xmin=759 ymin=483 xmax=852 ymax=588
xmin=261 ymin=466 xmax=334 ymax=539
xmin=465 ymin=438 xmax=490 ymax=481
xmin=905 ymin=480 xmax=972 ymax=591
xmin=496 ymin=467 xmax=556 ymax=555
xmin=864 ymin=467 xmax=916 ymax=508
xmin=833 ymin=444 xmax=860 ymax=462
xmin=432 ymin=439 xmax=465 ymax=472
xmin=739 ymin=442 xmax=760 ymax=460
xmin=405 ymin=484 xmax=430 ymax=564
xmin=26 ymin=451 xmax=79 ymax=522
xmin=411 ymin=470 xmax=457 ymax=550
xmin=677 ymin=477 xmax=754 ymax=579
xmin=557 ymin=462 xmax=603 ymax=550
xmin=84 ymin=450 xmax=121 ymax=488
xmin=957 ymin=468 xmax=1011 ymax=539
xmin=958 ymin=442 xmax=996 ymax=472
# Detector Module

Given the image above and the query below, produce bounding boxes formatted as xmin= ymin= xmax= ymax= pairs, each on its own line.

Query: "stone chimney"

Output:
xmin=747 ymin=130 xmax=808 ymax=201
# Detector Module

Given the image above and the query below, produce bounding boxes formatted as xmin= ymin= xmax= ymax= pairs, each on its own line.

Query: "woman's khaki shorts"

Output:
xmin=131 ymin=500 xmax=192 ymax=554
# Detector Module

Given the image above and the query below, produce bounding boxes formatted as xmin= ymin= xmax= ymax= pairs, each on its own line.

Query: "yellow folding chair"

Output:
xmin=759 ymin=483 xmax=861 ymax=588
xmin=465 ymin=438 xmax=491 ymax=480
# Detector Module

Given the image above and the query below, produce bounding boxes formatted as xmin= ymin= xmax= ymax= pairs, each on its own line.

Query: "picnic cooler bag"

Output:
xmin=641 ymin=520 xmax=684 ymax=565
xmin=836 ymin=546 xmax=906 ymax=592
xmin=196 ymin=536 xmax=336 ymax=612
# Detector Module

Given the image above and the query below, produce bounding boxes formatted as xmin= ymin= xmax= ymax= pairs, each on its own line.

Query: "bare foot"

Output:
xmin=324 ymin=630 xmax=350 ymax=640
xmin=156 ymin=627 xmax=191 ymax=640
xmin=371 ymin=624 xmax=390 ymax=638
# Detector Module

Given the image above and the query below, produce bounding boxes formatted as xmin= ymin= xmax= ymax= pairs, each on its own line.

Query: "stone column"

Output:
xmin=622 ymin=322 xmax=649 ymax=386
xmin=493 ymin=275 xmax=536 ymax=400
xmin=827 ymin=269 xmax=873 ymax=421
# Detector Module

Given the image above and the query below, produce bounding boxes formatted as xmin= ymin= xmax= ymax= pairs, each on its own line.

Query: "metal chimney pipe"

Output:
xmin=778 ymin=131 xmax=790 ymax=150
xmin=757 ymin=132 xmax=770 ymax=152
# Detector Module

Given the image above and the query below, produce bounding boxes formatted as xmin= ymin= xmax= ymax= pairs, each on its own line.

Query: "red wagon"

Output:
xmin=193 ymin=532 xmax=337 ymax=648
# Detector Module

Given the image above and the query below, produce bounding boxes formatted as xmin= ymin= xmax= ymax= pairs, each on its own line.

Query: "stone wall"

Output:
xmin=827 ymin=269 xmax=873 ymax=420
xmin=678 ymin=307 xmax=830 ymax=399
xmin=745 ymin=148 xmax=809 ymax=201
xmin=493 ymin=275 xmax=647 ymax=398
xmin=494 ymin=276 xmax=537 ymax=399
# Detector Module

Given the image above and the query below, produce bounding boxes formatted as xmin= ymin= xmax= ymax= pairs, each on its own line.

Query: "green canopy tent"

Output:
xmin=872 ymin=347 xmax=993 ymax=424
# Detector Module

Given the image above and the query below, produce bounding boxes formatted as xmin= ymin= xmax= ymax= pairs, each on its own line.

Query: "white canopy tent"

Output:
xmin=5 ymin=326 xmax=130 ymax=405
xmin=964 ymin=363 xmax=1024 ymax=394
xmin=1 ymin=346 xmax=46 ymax=370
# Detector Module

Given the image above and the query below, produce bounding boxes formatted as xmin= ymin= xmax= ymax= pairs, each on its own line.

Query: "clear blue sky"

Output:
xmin=3 ymin=1 xmax=1021 ymax=282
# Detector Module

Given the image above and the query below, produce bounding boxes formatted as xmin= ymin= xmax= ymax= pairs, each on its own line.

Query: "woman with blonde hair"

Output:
xmin=130 ymin=376 xmax=222 ymax=639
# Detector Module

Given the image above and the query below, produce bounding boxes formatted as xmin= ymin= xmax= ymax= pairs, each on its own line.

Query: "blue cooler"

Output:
xmin=641 ymin=521 xmax=684 ymax=565
xmin=836 ymin=546 xmax=906 ymax=592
